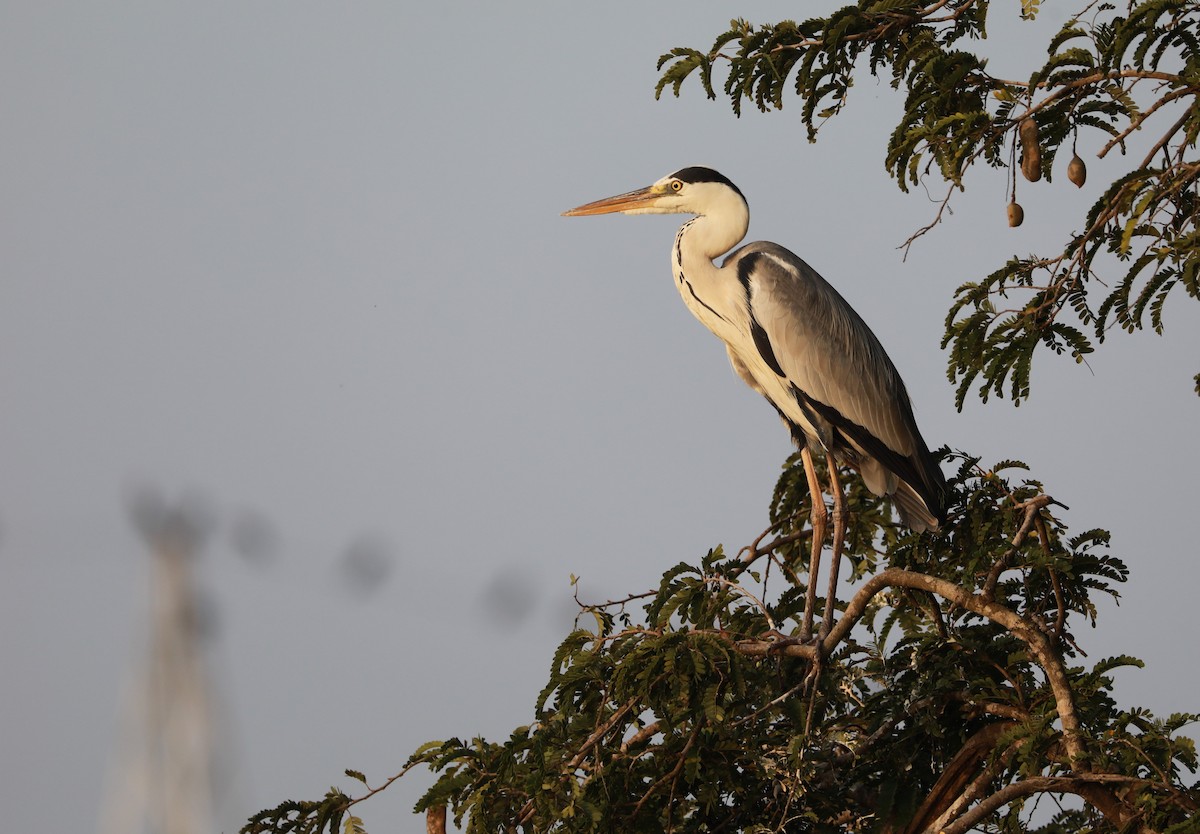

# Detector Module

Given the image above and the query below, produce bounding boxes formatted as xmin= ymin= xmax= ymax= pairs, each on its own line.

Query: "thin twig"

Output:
xmin=1139 ymin=107 xmax=1194 ymax=170
xmin=345 ymin=760 xmax=424 ymax=812
xmin=732 ymin=678 xmax=811 ymax=728
xmin=899 ymin=180 xmax=961 ymax=259
xmin=632 ymin=725 xmax=700 ymax=819
xmin=708 ymin=575 xmax=778 ymax=630
xmin=982 ymin=494 xmax=1055 ymax=600
xmin=1098 ymin=86 xmax=1198 ymax=158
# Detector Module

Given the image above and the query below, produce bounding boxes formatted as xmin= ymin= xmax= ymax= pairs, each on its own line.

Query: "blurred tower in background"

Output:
xmin=98 ymin=492 xmax=222 ymax=834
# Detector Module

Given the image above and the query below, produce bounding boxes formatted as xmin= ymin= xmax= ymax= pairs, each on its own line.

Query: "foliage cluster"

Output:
xmin=243 ymin=456 xmax=1199 ymax=834
xmin=657 ymin=0 xmax=1200 ymax=404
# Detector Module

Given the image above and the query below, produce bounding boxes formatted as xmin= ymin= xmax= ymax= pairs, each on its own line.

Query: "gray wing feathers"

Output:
xmin=733 ymin=242 xmax=946 ymax=525
xmin=745 ymin=245 xmax=918 ymax=457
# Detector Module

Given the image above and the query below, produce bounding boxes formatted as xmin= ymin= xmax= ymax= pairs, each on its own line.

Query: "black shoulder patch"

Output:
xmin=751 ymin=318 xmax=785 ymax=378
xmin=670 ymin=167 xmax=747 ymax=203
xmin=736 ymin=252 xmax=760 ymax=305
xmin=736 ymin=252 xmax=782 ymax=376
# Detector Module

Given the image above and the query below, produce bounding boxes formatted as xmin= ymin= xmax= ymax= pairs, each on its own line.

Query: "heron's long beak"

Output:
xmin=562 ymin=185 xmax=660 ymax=216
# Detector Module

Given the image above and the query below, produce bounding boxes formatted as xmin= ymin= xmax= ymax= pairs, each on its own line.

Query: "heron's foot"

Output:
xmin=805 ymin=632 xmax=827 ymax=680
xmin=798 ymin=607 xmax=834 ymax=645
xmin=816 ymin=614 xmax=835 ymax=643
xmin=762 ymin=628 xmax=819 ymax=653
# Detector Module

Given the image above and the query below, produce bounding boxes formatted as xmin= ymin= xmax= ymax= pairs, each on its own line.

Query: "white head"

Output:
xmin=563 ymin=166 xmax=748 ymax=220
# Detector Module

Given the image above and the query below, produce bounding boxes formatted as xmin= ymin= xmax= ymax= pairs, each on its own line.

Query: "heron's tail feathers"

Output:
xmin=848 ymin=456 xmax=945 ymax=532
xmin=892 ymin=480 xmax=941 ymax=533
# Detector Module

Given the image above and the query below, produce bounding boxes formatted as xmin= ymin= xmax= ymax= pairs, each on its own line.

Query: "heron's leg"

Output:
xmin=819 ymin=452 xmax=847 ymax=640
xmin=798 ymin=444 xmax=828 ymax=642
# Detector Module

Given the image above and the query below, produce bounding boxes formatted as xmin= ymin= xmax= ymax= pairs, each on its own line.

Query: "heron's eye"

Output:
xmin=670 ymin=180 xmax=683 ymax=192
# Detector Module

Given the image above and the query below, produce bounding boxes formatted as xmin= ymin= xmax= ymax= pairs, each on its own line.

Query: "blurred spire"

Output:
xmin=98 ymin=488 xmax=222 ymax=834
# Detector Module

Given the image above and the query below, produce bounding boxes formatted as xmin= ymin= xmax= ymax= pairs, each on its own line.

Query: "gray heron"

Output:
xmin=563 ymin=166 xmax=947 ymax=640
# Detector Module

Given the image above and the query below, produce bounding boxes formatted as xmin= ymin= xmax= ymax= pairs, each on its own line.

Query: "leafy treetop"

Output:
xmin=657 ymin=0 xmax=1200 ymax=406
xmin=243 ymin=454 xmax=1199 ymax=834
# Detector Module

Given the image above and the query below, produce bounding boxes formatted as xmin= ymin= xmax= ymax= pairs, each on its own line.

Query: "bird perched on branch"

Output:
xmin=564 ymin=166 xmax=947 ymax=639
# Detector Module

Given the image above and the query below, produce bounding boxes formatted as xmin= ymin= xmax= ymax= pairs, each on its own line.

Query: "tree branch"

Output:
xmin=515 ymin=695 xmax=641 ymax=826
xmin=903 ymin=722 xmax=1017 ymax=834
xmin=936 ymin=775 xmax=1160 ymax=834
xmin=735 ymin=566 xmax=1088 ymax=767
xmin=1098 ymin=86 xmax=1198 ymax=159
xmin=982 ymin=494 xmax=1054 ymax=600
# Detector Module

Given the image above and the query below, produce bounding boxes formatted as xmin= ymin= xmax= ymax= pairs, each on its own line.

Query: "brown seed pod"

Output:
xmin=1067 ymin=153 xmax=1087 ymax=188
xmin=1019 ymin=117 xmax=1042 ymax=182
xmin=1007 ymin=201 xmax=1025 ymax=227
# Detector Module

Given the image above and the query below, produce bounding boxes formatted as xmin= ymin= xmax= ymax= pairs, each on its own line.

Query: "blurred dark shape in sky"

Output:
xmin=229 ymin=509 xmax=280 ymax=567
xmin=339 ymin=534 xmax=395 ymax=595
xmin=479 ymin=567 xmax=540 ymax=630
xmin=124 ymin=485 xmax=221 ymax=643
xmin=127 ymin=485 xmax=216 ymax=558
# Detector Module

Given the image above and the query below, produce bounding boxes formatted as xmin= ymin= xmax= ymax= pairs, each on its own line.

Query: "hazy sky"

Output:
xmin=3 ymin=3 xmax=1198 ymax=832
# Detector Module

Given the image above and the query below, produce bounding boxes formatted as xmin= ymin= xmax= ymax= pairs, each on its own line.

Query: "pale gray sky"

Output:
xmin=2 ymin=3 xmax=1198 ymax=832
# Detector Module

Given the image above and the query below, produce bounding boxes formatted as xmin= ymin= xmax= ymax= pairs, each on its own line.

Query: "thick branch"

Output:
xmin=840 ymin=569 xmax=1086 ymax=764
xmin=903 ymin=722 xmax=1017 ymax=834
xmin=936 ymin=775 xmax=1160 ymax=834
xmin=736 ymin=568 xmax=1087 ymax=766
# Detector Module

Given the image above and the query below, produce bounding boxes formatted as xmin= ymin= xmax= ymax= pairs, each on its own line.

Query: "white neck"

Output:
xmin=670 ymin=194 xmax=750 ymax=337
xmin=673 ymin=190 xmax=747 ymax=277
xmin=678 ymin=191 xmax=749 ymax=262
